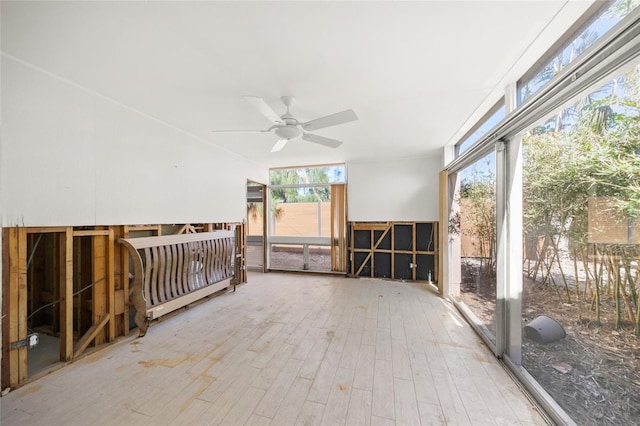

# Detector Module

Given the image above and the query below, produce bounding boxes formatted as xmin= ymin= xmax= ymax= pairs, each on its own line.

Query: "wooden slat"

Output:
xmin=92 ymin=234 xmax=107 ymax=346
xmin=121 ymin=226 xmax=130 ymax=335
xmin=25 ymin=227 xmax=68 ymax=234
xmin=354 ymin=225 xmax=391 ymax=277
xmin=73 ymin=314 xmax=110 ymax=358
xmin=2 ymin=228 xmax=18 ymax=387
xmin=146 ymin=279 xmax=230 ymax=320
xmin=158 ymin=244 xmax=167 ymax=303
xmin=60 ymin=227 xmax=74 ymax=361
xmin=170 ymin=244 xmax=178 ymax=299
xmin=107 ymin=229 xmax=116 ymax=341
xmin=352 ymin=222 xmax=390 ymax=231
xmin=17 ymin=228 xmax=28 ymax=383
xmin=176 ymin=243 xmax=185 ymax=295
xmin=124 ymin=224 xmax=161 ymax=233
xmin=73 ymin=230 xmax=110 ymax=237
xmin=122 ymin=231 xmax=234 ymax=249
xmin=180 ymin=243 xmax=189 ymax=294
xmin=150 ymin=246 xmax=159 ymax=305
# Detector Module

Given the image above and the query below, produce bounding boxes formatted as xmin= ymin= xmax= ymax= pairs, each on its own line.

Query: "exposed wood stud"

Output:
xmin=60 ymin=227 xmax=73 ymax=361
xmin=92 ymin=231 xmax=107 ymax=347
xmin=17 ymin=228 xmax=28 ymax=383
xmin=107 ymin=228 xmax=116 ymax=341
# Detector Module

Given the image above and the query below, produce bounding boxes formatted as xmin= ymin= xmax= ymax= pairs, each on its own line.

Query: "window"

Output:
xmin=520 ymin=63 xmax=640 ymax=424
xmin=456 ymin=102 xmax=505 ymax=156
xmin=518 ymin=0 xmax=639 ymax=104
xmin=268 ymin=164 xmax=347 ymax=272
xmin=450 ymin=152 xmax=498 ymax=343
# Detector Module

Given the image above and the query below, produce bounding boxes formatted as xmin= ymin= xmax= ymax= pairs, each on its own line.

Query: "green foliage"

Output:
xmin=524 ymin=67 xmax=640 ymax=243
xmin=270 ymin=167 xmax=333 ymax=203
xmin=458 ymin=156 xmax=497 ymax=272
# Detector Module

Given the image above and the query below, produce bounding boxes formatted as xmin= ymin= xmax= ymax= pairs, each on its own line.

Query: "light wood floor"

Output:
xmin=1 ymin=273 xmax=547 ymax=425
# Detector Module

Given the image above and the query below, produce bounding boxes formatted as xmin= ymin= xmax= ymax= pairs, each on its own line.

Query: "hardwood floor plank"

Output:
xmin=409 ymin=351 xmax=440 ymax=406
xmin=371 ymin=359 xmax=394 ymax=420
xmin=346 ymin=388 xmax=372 ymax=426
xmin=198 ymin=357 xmax=259 ymax=403
xmin=306 ymin=349 xmax=341 ymax=404
xmin=432 ymin=371 xmax=472 ymax=425
xmin=198 ymin=367 xmax=262 ymax=423
xmin=353 ymin=343 xmax=376 ymax=391
xmin=291 ymin=336 xmax=317 ymax=361
xmin=319 ymin=367 xmax=355 ymax=426
xmin=350 ymin=305 xmax=367 ymax=331
xmin=270 ymin=377 xmax=313 ymax=425
xmin=327 ymin=327 xmax=349 ymax=353
xmin=339 ymin=330 xmax=362 ymax=369
xmin=394 ymin=377 xmax=421 ymax=426
xmin=169 ymin=398 xmax=212 ymax=425
xmin=418 ymin=401 xmax=447 ymax=426
xmin=251 ymin=332 xmax=290 ymax=369
xmin=245 ymin=414 xmax=272 ymax=426
xmin=370 ymin=415 xmax=396 ymax=426
xmin=295 ymin=401 xmax=326 ymax=426
xmin=249 ymin=322 xmax=285 ymax=352
xmin=391 ymin=337 xmax=412 ymax=380
xmin=377 ymin=300 xmax=391 ymax=330
xmin=0 ymin=273 xmax=547 ymax=426
xmin=298 ymin=335 xmax=331 ymax=380
xmin=375 ymin=327 xmax=392 ymax=361
xmin=252 ymin=342 xmax=296 ymax=389
xmin=390 ymin=312 xmax=405 ymax=340
xmin=362 ymin=317 xmax=377 ymax=346
xmin=254 ymin=358 xmax=304 ymax=418
xmin=484 ymin=364 xmax=547 ymax=425
xmin=220 ymin=386 xmax=266 ymax=425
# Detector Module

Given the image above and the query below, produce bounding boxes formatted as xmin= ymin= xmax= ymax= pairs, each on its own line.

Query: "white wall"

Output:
xmin=347 ymin=155 xmax=440 ymax=222
xmin=0 ymin=57 xmax=267 ymax=227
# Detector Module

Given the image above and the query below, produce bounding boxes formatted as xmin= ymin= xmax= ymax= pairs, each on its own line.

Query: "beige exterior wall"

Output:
xmin=248 ymin=202 xmax=332 ymax=237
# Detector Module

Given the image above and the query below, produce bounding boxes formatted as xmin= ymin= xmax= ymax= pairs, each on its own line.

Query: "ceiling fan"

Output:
xmin=212 ymin=96 xmax=358 ymax=152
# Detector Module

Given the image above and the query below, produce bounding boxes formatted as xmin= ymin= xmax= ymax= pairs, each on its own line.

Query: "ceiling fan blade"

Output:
xmin=302 ymin=109 xmax=358 ymax=131
xmin=271 ymin=139 xmax=288 ymax=152
xmin=244 ymin=96 xmax=282 ymax=124
xmin=302 ymin=133 xmax=343 ymax=148
xmin=211 ymin=129 xmax=270 ymax=133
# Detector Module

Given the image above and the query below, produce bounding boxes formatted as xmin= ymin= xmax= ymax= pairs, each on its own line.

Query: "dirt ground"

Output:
xmin=460 ymin=272 xmax=640 ymax=425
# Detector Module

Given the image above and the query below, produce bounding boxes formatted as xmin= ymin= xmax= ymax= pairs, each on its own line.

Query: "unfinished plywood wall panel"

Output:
xmin=349 ymin=221 xmax=438 ymax=283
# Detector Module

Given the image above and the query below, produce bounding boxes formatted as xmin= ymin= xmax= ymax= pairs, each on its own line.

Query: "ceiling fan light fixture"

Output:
xmin=274 ymin=125 xmax=303 ymax=140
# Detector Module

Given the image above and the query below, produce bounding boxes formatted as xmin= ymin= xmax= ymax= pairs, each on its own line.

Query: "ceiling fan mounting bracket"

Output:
xmin=281 ymin=96 xmax=295 ymax=108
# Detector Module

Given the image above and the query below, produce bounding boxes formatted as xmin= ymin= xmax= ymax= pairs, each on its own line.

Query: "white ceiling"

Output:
xmin=2 ymin=1 xmax=591 ymax=169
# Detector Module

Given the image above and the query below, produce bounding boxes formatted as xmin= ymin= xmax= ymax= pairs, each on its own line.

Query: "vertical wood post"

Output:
xmin=107 ymin=229 xmax=116 ymax=341
xmin=121 ymin=226 xmax=130 ymax=335
xmin=17 ymin=228 xmax=28 ymax=384
xmin=59 ymin=227 xmax=73 ymax=361
xmin=92 ymin=234 xmax=107 ymax=346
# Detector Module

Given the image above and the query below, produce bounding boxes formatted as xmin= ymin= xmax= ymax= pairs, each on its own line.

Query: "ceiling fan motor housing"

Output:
xmin=273 ymin=124 xmax=303 ymax=140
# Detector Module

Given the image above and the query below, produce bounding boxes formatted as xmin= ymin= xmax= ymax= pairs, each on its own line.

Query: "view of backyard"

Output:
xmin=455 ymin=63 xmax=640 ymax=424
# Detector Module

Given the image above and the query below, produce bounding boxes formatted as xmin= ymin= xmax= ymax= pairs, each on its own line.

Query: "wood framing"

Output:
xmin=60 ymin=227 xmax=73 ymax=360
xmin=1 ymin=222 xmax=246 ymax=389
xmin=349 ymin=221 xmax=438 ymax=283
